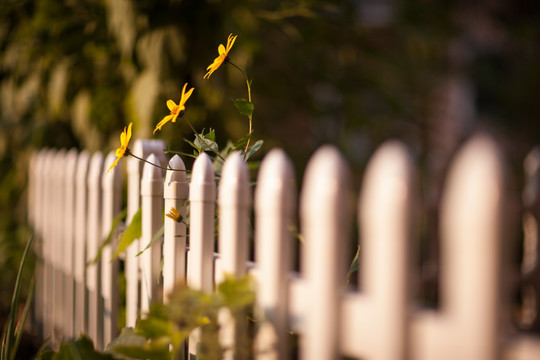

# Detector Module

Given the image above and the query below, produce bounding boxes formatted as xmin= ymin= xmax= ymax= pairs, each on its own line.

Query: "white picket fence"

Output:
xmin=27 ymin=134 xmax=540 ymax=359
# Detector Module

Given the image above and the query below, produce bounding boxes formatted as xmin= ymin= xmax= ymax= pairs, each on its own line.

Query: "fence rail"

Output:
xmin=28 ymin=135 xmax=540 ymax=359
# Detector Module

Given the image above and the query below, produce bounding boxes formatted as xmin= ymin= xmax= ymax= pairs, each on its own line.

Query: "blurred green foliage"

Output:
xmin=1 ymin=0 xmax=540 ymax=341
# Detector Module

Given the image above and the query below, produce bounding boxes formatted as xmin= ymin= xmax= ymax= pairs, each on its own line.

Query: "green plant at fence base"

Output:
xmin=37 ymin=275 xmax=255 ymax=360
xmin=37 ymin=336 xmax=116 ymax=360
xmin=1 ymin=234 xmax=34 ymax=360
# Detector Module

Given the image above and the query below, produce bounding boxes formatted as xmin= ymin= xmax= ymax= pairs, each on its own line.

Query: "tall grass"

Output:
xmin=1 ymin=234 xmax=34 ymax=360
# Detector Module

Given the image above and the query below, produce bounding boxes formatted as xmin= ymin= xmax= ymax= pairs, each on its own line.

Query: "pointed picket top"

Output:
xmin=33 ymin=150 xmax=46 ymax=238
xmin=219 ymin=151 xmax=250 ymax=205
xmin=255 ymin=149 xmax=295 ymax=208
xmin=165 ymin=154 xmax=187 ymax=188
xmin=76 ymin=150 xmax=91 ymax=186
xmin=141 ymin=153 xmax=163 ymax=196
xmin=190 ymin=152 xmax=215 ymax=202
xmin=150 ymin=139 xmax=167 ymax=175
xmin=64 ymin=148 xmax=79 ymax=180
xmin=439 ymin=134 xmax=505 ymax=360
xmin=88 ymin=152 xmax=105 ymax=187
xmin=300 ymin=145 xmax=352 ymax=360
xmin=128 ymin=139 xmax=154 ymax=185
xmin=128 ymin=139 xmax=153 ymax=173
xmin=359 ymin=140 xmax=414 ymax=293
xmin=28 ymin=152 xmax=38 ymax=227
xmin=218 ymin=151 xmax=250 ymax=277
xmin=103 ymin=151 xmax=123 ymax=189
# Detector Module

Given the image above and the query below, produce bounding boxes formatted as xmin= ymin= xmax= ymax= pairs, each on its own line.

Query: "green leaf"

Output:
xmin=53 ymin=336 xmax=115 ymax=360
xmin=107 ymin=328 xmax=170 ymax=360
xmin=89 ymin=209 xmax=127 ymax=265
xmin=232 ymin=98 xmax=254 ymax=117
xmin=113 ymin=207 xmax=142 ymax=260
xmin=136 ymin=317 xmax=175 ymax=339
xmin=217 ymin=275 xmax=255 ymax=310
xmin=245 ymin=140 xmax=263 ymax=160
xmin=194 ymin=132 xmax=219 ymax=153
xmin=2 ymin=233 xmax=34 ymax=360
xmin=232 ymin=133 xmax=251 ymax=151
xmin=136 ymin=225 xmax=164 ymax=257
xmin=346 ymin=245 xmax=360 ymax=284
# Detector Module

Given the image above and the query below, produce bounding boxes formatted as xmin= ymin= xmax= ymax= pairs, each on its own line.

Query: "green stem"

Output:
xmin=228 ymin=61 xmax=251 ymax=103
xmin=127 ymin=151 xmax=188 ymax=172
xmin=228 ymin=61 xmax=253 ymax=156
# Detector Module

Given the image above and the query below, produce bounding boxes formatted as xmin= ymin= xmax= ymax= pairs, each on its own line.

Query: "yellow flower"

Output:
xmin=166 ymin=207 xmax=183 ymax=222
xmin=153 ymin=83 xmax=195 ymax=134
xmin=204 ymin=34 xmax=237 ymax=79
xmin=108 ymin=122 xmax=132 ymax=173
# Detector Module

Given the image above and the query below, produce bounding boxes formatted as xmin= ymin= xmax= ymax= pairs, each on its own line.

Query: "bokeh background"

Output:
xmin=1 ymin=0 xmax=540 ymax=350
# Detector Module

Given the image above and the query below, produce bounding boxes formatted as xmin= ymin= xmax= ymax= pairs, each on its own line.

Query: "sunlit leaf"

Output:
xmin=217 ymin=274 xmax=255 ymax=310
xmin=90 ymin=208 xmax=127 ymax=265
xmin=136 ymin=225 xmax=164 ymax=257
xmin=245 ymin=140 xmax=263 ymax=160
xmin=232 ymin=98 xmax=254 ymax=117
xmin=113 ymin=207 xmax=142 ymax=260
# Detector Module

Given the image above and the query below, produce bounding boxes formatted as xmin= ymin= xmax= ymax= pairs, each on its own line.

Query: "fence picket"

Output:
xmin=125 ymin=139 xmax=165 ymax=327
xmin=218 ymin=152 xmax=251 ymax=360
xmin=51 ymin=149 xmax=67 ymax=345
xmin=140 ymin=153 xmax=163 ymax=313
xmin=412 ymin=135 xmax=506 ymax=360
xmin=187 ymin=152 xmax=216 ymax=358
xmin=341 ymin=141 xmax=414 ymax=359
xmin=74 ymin=150 xmax=90 ymax=336
xmin=87 ymin=152 xmax=104 ymax=350
xmin=41 ymin=150 xmax=55 ymax=342
xmin=27 ymin=138 xmax=540 ymax=359
xmin=163 ymin=155 xmax=188 ymax=301
xmin=32 ymin=150 xmax=45 ymax=338
xmin=101 ymin=151 xmax=123 ymax=346
xmin=62 ymin=149 xmax=78 ymax=340
xmin=254 ymin=149 xmax=296 ymax=360
xmin=300 ymin=146 xmax=352 ymax=360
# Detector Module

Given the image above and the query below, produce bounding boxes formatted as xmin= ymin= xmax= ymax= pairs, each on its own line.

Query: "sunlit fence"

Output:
xmin=28 ymin=135 xmax=540 ymax=359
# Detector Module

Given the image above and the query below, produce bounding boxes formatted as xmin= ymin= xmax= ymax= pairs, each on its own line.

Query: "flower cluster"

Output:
xmin=108 ymin=34 xmax=239 ymax=173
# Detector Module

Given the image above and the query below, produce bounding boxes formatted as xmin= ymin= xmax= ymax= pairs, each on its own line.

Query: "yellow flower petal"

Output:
xmin=153 ymin=83 xmax=194 ymax=133
xmin=226 ymin=34 xmax=237 ymax=52
xmin=126 ymin=122 xmax=132 ymax=144
xmin=108 ymin=122 xmax=133 ymax=173
xmin=107 ymin=157 xmax=120 ymax=173
xmin=153 ymin=114 xmax=174 ymax=134
xmin=166 ymin=100 xmax=178 ymax=112
xmin=218 ymin=44 xmax=226 ymax=55
xmin=204 ymin=34 xmax=237 ymax=79
xmin=166 ymin=207 xmax=182 ymax=222
xmin=179 ymin=84 xmax=195 ymax=107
